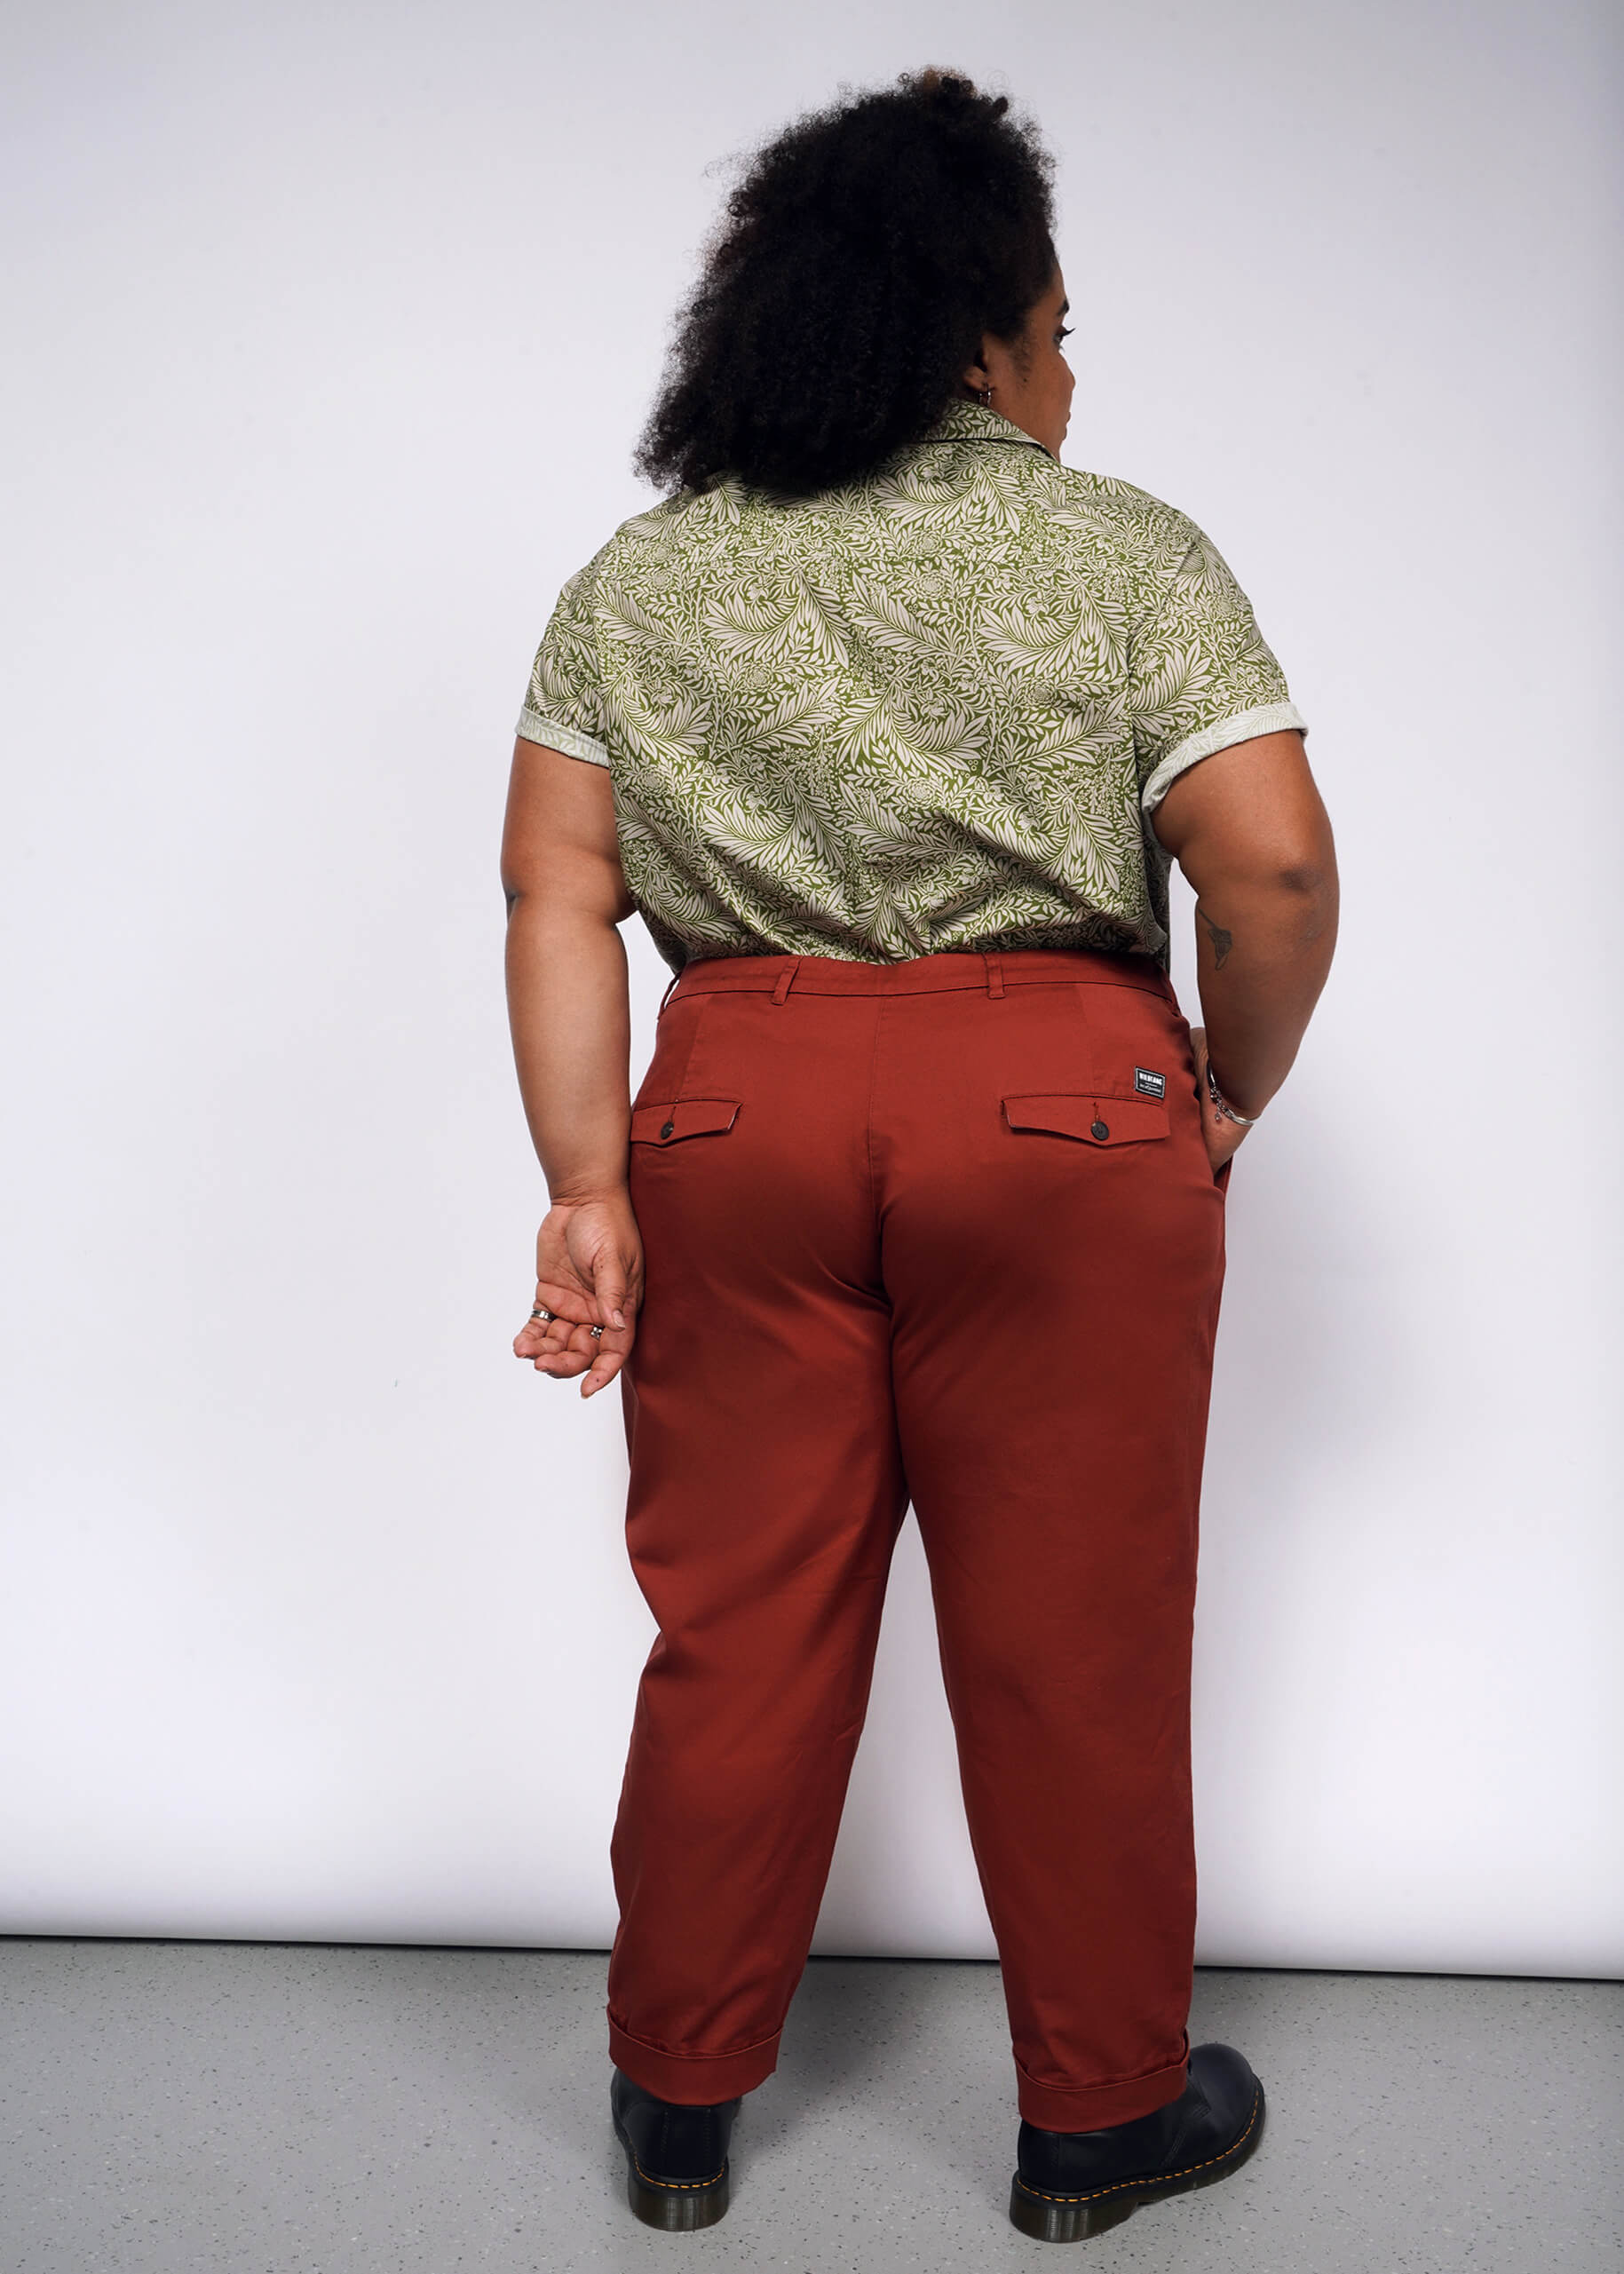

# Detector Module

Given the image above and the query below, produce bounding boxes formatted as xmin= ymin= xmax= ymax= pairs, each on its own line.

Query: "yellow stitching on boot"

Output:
xmin=1017 ymin=2088 xmax=1260 ymax=2205
xmin=631 ymin=2153 xmax=726 ymax=2191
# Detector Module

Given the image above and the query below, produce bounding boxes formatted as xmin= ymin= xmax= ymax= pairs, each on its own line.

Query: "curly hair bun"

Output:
xmin=916 ymin=67 xmax=1002 ymax=113
xmin=636 ymin=69 xmax=1056 ymax=498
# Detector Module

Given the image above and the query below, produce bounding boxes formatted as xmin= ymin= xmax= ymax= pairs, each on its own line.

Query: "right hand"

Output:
xmin=1189 ymin=1026 xmax=1254 ymax=1181
xmin=512 ymin=1187 xmax=644 ymax=1398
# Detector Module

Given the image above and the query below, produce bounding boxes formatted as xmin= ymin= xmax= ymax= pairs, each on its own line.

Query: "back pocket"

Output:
xmin=1002 ymin=1090 xmax=1169 ymax=1147
xmin=630 ymin=1097 xmax=741 ymax=1146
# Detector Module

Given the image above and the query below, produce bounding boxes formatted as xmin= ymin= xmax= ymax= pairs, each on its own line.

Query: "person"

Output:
xmin=500 ymin=67 xmax=1337 ymax=2246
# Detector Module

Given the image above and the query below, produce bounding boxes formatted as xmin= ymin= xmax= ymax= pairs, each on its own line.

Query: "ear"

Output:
xmin=961 ymin=338 xmax=993 ymax=394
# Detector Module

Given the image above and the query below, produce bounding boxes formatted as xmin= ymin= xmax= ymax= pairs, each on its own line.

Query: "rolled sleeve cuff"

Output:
xmin=1140 ymin=701 xmax=1307 ymax=814
xmin=516 ymin=706 xmax=613 ymax=768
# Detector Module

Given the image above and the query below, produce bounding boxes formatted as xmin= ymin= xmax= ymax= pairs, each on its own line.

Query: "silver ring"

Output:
xmin=530 ymin=1304 xmax=554 ymax=1323
xmin=590 ymin=1324 xmax=604 ymax=1339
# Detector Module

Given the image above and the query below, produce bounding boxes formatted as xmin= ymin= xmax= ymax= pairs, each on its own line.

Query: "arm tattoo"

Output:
xmin=1196 ymin=904 xmax=1233 ymax=970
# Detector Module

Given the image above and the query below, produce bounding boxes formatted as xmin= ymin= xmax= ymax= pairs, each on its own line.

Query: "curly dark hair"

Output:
xmin=634 ymin=69 xmax=1058 ymax=499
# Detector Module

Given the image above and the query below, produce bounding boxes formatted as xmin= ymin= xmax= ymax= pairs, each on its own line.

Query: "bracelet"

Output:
xmin=1205 ymin=1062 xmax=1265 ymax=1127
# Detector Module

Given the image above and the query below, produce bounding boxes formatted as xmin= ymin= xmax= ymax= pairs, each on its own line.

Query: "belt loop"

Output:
xmin=984 ymin=952 xmax=1004 ymax=999
xmin=772 ymin=957 xmax=801 ymax=1005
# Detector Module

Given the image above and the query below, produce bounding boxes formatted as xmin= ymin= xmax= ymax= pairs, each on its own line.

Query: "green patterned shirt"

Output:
xmin=517 ymin=400 xmax=1304 ymax=972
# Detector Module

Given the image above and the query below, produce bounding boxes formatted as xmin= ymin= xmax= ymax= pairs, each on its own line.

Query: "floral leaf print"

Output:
xmin=843 ymin=587 xmax=938 ymax=655
xmin=978 ymin=594 xmax=1119 ymax=683
xmin=518 ymin=400 xmax=1304 ymax=971
xmin=701 ymin=583 xmax=849 ymax=671
xmin=594 ymin=581 xmax=669 ymax=650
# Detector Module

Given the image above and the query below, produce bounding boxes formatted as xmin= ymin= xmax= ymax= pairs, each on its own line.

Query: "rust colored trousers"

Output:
xmin=608 ymin=947 xmax=1228 ymax=2131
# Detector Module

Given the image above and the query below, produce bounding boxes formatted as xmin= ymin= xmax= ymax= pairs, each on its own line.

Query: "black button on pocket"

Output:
xmin=632 ymin=1098 xmax=741 ymax=1146
xmin=1002 ymin=1093 xmax=1168 ymax=1149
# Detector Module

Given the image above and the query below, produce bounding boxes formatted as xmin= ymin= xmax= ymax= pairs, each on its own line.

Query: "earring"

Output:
xmin=978 ymin=384 xmax=994 ymax=407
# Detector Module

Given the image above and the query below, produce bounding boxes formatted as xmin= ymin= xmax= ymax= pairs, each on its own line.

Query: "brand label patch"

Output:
xmin=1134 ymin=1066 xmax=1167 ymax=1098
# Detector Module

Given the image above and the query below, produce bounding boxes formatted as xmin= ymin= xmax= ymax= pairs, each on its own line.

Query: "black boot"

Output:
xmin=610 ymin=2068 xmax=741 ymax=2231
xmin=1010 ymin=2041 xmax=1264 ymax=2243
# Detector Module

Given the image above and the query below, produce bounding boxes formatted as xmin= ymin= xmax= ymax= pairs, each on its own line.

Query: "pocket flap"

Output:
xmin=630 ymin=1097 xmax=741 ymax=1145
xmin=1002 ymin=1091 xmax=1169 ymax=1145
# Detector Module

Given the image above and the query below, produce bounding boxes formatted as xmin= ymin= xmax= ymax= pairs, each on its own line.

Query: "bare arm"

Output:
xmin=1150 ymin=729 xmax=1339 ymax=1165
xmin=500 ymin=736 xmax=641 ymax=1396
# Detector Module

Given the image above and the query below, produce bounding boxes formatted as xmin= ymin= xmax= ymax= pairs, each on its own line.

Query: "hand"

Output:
xmin=512 ymin=1187 xmax=644 ymax=1398
xmin=1189 ymin=1026 xmax=1253 ymax=1179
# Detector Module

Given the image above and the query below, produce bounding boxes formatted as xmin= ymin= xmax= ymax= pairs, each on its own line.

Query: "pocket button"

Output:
xmin=1090 ymin=1119 xmax=1109 ymax=1142
xmin=659 ymin=1120 xmax=675 ymax=1139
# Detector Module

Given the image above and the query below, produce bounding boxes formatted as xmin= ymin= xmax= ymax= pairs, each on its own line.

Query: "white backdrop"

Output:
xmin=2 ymin=0 xmax=1619 ymax=1976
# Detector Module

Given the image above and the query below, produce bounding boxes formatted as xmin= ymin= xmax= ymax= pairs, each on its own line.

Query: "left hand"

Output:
xmin=512 ymin=1187 xmax=644 ymax=1398
xmin=1189 ymin=1026 xmax=1253 ymax=1179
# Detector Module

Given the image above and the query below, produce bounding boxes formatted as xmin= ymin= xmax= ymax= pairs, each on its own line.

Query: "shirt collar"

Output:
xmin=918 ymin=398 xmax=1051 ymax=452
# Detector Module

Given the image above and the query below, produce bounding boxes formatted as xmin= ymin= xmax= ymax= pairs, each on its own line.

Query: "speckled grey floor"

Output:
xmin=0 ymin=1945 xmax=1618 ymax=2273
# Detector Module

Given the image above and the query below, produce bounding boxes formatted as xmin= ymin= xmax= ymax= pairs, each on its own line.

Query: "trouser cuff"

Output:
xmin=608 ymin=2009 xmax=782 ymax=2104
xmin=1015 ymin=2048 xmax=1190 ymax=2131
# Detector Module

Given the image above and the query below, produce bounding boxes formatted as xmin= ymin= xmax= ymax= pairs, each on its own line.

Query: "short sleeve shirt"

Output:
xmin=517 ymin=399 xmax=1304 ymax=973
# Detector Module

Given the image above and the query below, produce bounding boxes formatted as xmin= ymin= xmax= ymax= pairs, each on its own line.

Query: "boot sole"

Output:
xmin=612 ymin=2107 xmax=732 ymax=2231
xmin=1009 ymin=2081 xmax=1265 ymax=2243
